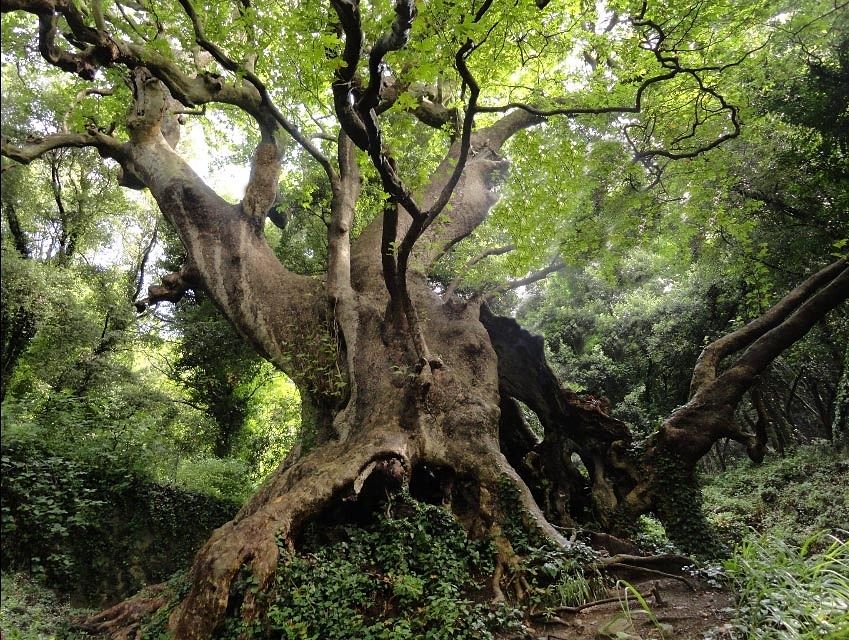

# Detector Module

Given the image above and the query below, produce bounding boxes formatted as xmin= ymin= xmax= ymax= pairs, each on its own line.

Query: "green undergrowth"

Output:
xmin=210 ymin=488 xmax=608 ymax=640
xmin=701 ymin=444 xmax=849 ymax=639
xmin=214 ymin=492 xmax=524 ymax=640
xmin=724 ymin=532 xmax=849 ymax=639
xmin=1 ymin=436 xmax=238 ymax=606
xmin=0 ymin=572 xmax=91 ymax=640
xmin=702 ymin=442 xmax=849 ymax=547
xmin=497 ymin=477 xmax=607 ymax=616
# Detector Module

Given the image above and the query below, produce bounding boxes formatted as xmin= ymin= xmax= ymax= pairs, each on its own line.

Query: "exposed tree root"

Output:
xmin=78 ymin=426 xmax=697 ymax=639
xmin=80 ymin=433 xmax=412 ymax=640
xmin=594 ymin=554 xmax=697 ymax=591
xmin=77 ymin=583 xmax=168 ymax=639
xmin=598 ymin=553 xmax=695 ymax=571
xmin=600 ymin=563 xmax=696 ymax=591
xmin=530 ymin=586 xmax=658 ymax=617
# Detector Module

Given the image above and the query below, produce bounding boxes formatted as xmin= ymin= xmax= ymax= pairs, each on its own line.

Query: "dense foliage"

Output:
xmin=725 ymin=533 xmax=849 ymax=640
xmin=1 ymin=435 xmax=238 ymax=606
xmin=696 ymin=445 xmax=849 ymax=640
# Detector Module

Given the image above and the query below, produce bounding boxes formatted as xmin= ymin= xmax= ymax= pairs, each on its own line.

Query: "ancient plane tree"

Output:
xmin=2 ymin=0 xmax=847 ymax=636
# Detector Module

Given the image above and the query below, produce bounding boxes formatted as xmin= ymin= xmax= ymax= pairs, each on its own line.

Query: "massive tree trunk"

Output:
xmin=57 ymin=71 xmax=562 ymax=640
xmin=5 ymin=64 xmax=847 ymax=640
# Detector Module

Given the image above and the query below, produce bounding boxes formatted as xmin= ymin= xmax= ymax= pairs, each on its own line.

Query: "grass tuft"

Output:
xmin=724 ymin=532 xmax=849 ymax=639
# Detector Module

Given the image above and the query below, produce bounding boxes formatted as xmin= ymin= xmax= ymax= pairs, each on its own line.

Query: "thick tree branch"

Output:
xmin=718 ymin=263 xmax=849 ymax=403
xmin=330 ymin=0 xmax=421 ymax=218
xmin=1 ymin=129 xmax=123 ymax=166
xmin=376 ymin=77 xmax=460 ymax=132
xmin=361 ymin=0 xmax=415 ymax=112
xmin=2 ymin=201 xmax=31 ymax=257
xmin=690 ymin=257 xmax=849 ymax=397
xmin=240 ymin=142 xmax=282 ymax=228
xmin=482 ymin=306 xmax=632 ymax=521
xmin=4 ymin=0 xmax=335 ymax=181
xmin=134 ymin=265 xmax=200 ymax=311
xmin=381 ymin=201 xmax=400 ymax=302
xmin=327 ymin=133 xmax=360 ymax=302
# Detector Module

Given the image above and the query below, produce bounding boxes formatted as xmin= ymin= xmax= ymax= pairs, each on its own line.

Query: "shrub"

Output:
xmin=702 ymin=443 xmax=849 ymax=547
xmin=1 ymin=437 xmax=238 ymax=606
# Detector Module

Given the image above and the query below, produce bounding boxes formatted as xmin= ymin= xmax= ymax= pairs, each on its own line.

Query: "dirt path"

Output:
xmin=518 ymin=578 xmax=736 ymax=640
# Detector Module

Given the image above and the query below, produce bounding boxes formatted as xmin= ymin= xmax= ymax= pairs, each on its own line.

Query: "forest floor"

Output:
xmin=518 ymin=577 xmax=735 ymax=640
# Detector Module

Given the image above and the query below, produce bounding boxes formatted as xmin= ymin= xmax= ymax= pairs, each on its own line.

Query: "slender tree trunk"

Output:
xmin=833 ymin=346 xmax=849 ymax=452
xmin=1 ymin=203 xmax=35 ymax=402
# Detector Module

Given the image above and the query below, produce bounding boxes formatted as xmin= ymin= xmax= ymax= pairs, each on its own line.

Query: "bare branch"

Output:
xmin=443 ymin=244 xmax=514 ymax=300
xmin=475 ymin=0 xmax=749 ymax=163
xmin=482 ymin=258 xmax=565 ymax=300
xmin=130 ymin=221 xmax=158 ymax=302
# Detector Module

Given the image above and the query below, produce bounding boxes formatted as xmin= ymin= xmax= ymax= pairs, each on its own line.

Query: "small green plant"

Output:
xmin=616 ymin=578 xmax=668 ymax=639
xmin=496 ymin=476 xmax=605 ymax=616
xmin=725 ymin=531 xmax=849 ymax=639
xmin=634 ymin=515 xmax=679 ymax=555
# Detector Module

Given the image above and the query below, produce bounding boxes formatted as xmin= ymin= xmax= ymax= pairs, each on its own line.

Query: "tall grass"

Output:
xmin=725 ymin=532 xmax=849 ymax=639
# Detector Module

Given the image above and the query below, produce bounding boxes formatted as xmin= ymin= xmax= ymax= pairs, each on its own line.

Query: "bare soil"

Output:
xmin=519 ymin=578 xmax=736 ymax=640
